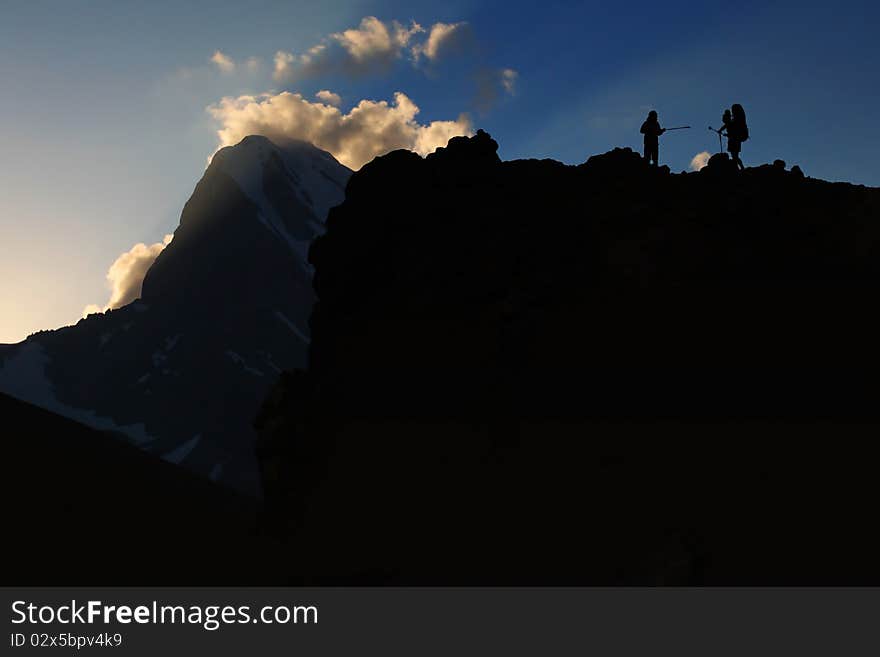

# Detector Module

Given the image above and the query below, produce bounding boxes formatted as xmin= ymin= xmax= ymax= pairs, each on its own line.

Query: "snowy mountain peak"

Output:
xmin=0 ymin=135 xmax=355 ymax=494
xmin=210 ymin=136 xmax=351 ymax=228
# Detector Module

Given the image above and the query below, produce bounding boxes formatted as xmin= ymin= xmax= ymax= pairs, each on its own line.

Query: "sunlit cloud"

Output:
xmin=273 ymin=50 xmax=296 ymax=81
xmin=412 ymin=22 xmax=471 ymax=62
xmin=208 ymin=91 xmax=472 ymax=170
xmin=209 ymin=16 xmax=517 ymax=131
xmin=500 ymin=68 xmax=518 ymax=94
xmin=315 ymin=89 xmax=342 ymax=106
xmin=82 ymin=235 xmax=173 ymax=318
xmin=210 ymin=50 xmax=236 ymax=74
xmin=244 ymin=56 xmax=261 ymax=74
xmin=271 ymin=17 xmax=486 ymax=82
xmin=273 ymin=17 xmax=424 ymax=82
xmin=474 ymin=67 xmax=520 ymax=112
xmin=689 ymin=151 xmax=711 ymax=171
xmin=333 ymin=16 xmax=422 ymax=62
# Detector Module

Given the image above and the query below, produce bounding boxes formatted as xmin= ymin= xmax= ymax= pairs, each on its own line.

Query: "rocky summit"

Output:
xmin=255 ymin=130 xmax=880 ymax=583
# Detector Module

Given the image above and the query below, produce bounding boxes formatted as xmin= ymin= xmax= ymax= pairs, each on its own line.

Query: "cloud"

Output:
xmin=500 ymin=68 xmax=518 ymax=94
xmin=210 ymin=50 xmax=236 ymax=74
xmin=689 ymin=151 xmax=711 ymax=171
xmin=315 ymin=90 xmax=342 ymax=106
xmin=333 ymin=16 xmax=422 ymax=62
xmin=208 ymin=91 xmax=472 ymax=170
xmin=274 ymin=17 xmax=424 ymax=82
xmin=474 ymin=67 xmax=520 ymax=112
xmin=82 ymin=235 xmax=173 ymax=318
xmin=273 ymin=50 xmax=296 ymax=81
xmin=210 ymin=51 xmax=261 ymax=75
xmin=271 ymin=17 xmax=482 ymax=82
xmin=245 ymin=56 xmax=261 ymax=74
xmin=82 ymin=304 xmax=103 ymax=318
xmin=412 ymin=22 xmax=471 ymax=61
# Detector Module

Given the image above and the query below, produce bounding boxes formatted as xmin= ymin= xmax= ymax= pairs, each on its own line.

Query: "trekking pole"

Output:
xmin=708 ymin=126 xmax=722 ymax=152
xmin=664 ymin=126 xmax=691 ymax=131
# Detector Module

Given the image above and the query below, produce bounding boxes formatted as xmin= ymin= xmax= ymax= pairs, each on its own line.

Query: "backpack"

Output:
xmin=732 ymin=104 xmax=749 ymax=141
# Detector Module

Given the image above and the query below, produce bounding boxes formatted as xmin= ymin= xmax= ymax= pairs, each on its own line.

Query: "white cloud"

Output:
xmin=208 ymin=91 xmax=472 ymax=170
xmin=265 ymin=16 xmax=513 ymax=110
xmin=82 ymin=235 xmax=173 ymax=318
xmin=245 ymin=56 xmax=261 ymax=74
xmin=474 ymin=67 xmax=520 ymax=112
xmin=333 ymin=16 xmax=420 ymax=61
xmin=270 ymin=17 xmax=482 ymax=82
xmin=218 ymin=16 xmax=510 ymax=99
xmin=315 ymin=90 xmax=342 ymax=106
xmin=393 ymin=21 xmax=426 ymax=49
xmin=500 ymin=68 xmax=518 ymax=94
xmin=274 ymin=17 xmax=424 ymax=82
xmin=690 ymin=151 xmax=711 ymax=171
xmin=413 ymin=22 xmax=471 ymax=61
xmin=273 ymin=50 xmax=296 ymax=81
xmin=210 ymin=50 xmax=236 ymax=74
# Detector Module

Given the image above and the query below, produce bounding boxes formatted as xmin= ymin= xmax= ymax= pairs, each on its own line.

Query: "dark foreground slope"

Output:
xmin=255 ymin=131 xmax=880 ymax=583
xmin=2 ymin=392 xmax=284 ymax=584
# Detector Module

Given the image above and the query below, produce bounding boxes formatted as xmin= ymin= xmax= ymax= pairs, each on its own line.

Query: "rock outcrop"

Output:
xmin=256 ymin=130 xmax=880 ymax=583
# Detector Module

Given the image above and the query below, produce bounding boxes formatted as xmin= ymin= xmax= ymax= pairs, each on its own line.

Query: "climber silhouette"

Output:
xmin=640 ymin=110 xmax=666 ymax=166
xmin=719 ymin=104 xmax=748 ymax=171
xmin=720 ymin=109 xmax=732 ymax=137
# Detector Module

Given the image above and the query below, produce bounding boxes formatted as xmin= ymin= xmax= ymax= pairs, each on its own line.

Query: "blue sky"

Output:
xmin=1 ymin=0 xmax=877 ymax=342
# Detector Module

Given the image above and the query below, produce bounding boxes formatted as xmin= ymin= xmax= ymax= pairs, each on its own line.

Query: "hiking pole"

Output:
xmin=664 ymin=126 xmax=691 ymax=131
xmin=708 ymin=126 xmax=722 ymax=152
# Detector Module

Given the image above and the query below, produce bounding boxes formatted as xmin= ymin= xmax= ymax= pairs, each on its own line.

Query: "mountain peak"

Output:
xmin=210 ymin=136 xmax=351 ymax=228
xmin=0 ymin=134 xmax=356 ymax=495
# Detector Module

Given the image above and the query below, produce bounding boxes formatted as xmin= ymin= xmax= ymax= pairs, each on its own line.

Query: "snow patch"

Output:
xmin=225 ymin=350 xmax=265 ymax=377
xmin=274 ymin=311 xmax=310 ymax=344
xmin=259 ymin=350 xmax=282 ymax=374
xmin=213 ymin=137 xmax=349 ymax=263
xmin=163 ymin=434 xmax=202 ymax=465
xmin=150 ymin=334 xmax=181 ymax=370
xmin=277 ymin=141 xmax=350 ymax=222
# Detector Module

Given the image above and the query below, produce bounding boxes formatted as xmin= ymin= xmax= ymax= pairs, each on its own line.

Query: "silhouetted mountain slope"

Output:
xmin=255 ymin=131 xmax=880 ymax=583
xmin=1 ymin=392 xmax=284 ymax=584
xmin=0 ymin=136 xmax=351 ymax=495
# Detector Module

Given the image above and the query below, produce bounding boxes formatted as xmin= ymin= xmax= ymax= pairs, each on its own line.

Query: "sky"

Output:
xmin=1 ymin=0 xmax=878 ymax=343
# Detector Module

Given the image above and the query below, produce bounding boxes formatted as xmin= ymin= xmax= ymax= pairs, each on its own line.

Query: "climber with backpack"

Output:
xmin=719 ymin=104 xmax=749 ymax=171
